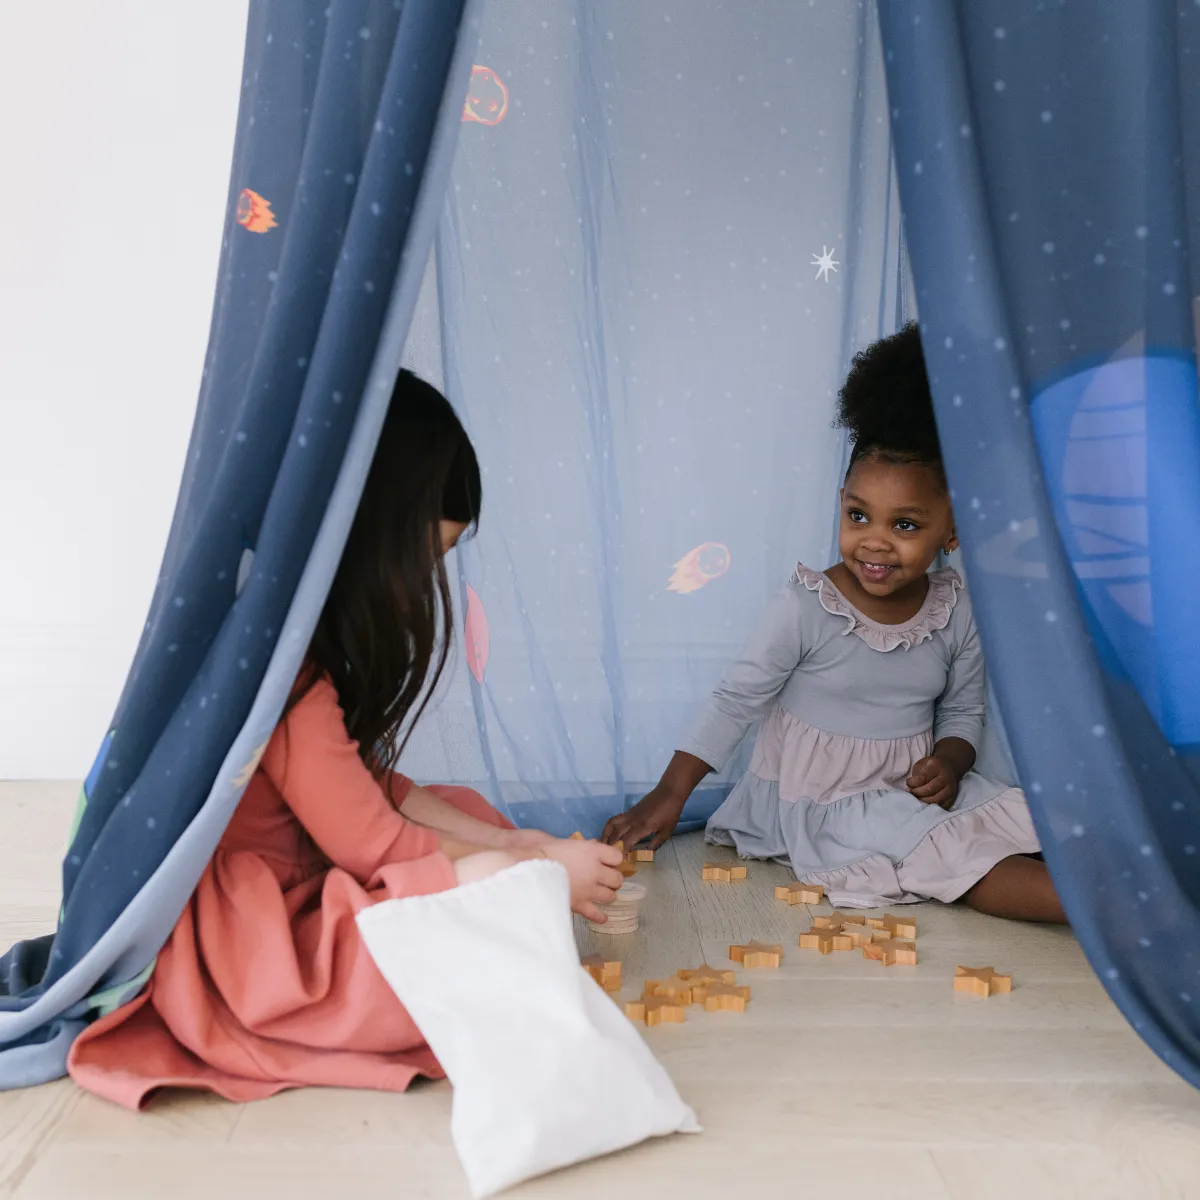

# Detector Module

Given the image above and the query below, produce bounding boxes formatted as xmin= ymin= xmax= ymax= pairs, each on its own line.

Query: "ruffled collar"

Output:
xmin=790 ymin=563 xmax=963 ymax=652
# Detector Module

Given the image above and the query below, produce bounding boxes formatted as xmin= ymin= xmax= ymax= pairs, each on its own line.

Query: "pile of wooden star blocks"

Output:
xmin=798 ymin=909 xmax=919 ymax=966
xmin=582 ymin=956 xmax=753 ymax=1026
xmin=585 ymin=858 xmax=1014 ymax=1007
xmin=625 ymin=963 xmax=753 ymax=1026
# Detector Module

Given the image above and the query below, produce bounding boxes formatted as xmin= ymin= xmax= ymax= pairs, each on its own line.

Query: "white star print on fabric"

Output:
xmin=812 ymin=245 xmax=839 ymax=281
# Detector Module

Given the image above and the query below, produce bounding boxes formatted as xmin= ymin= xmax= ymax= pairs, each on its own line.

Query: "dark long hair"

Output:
xmin=291 ymin=369 xmax=481 ymax=776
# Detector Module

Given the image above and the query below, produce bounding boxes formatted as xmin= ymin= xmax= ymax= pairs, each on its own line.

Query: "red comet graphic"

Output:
xmin=668 ymin=542 xmax=732 ymax=594
xmin=462 ymin=66 xmax=509 ymax=126
xmin=236 ymin=188 xmax=278 ymax=233
xmin=464 ymin=584 xmax=490 ymax=683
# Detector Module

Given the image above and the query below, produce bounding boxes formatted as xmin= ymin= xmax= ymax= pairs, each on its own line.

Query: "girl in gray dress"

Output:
xmin=604 ymin=325 xmax=1065 ymax=921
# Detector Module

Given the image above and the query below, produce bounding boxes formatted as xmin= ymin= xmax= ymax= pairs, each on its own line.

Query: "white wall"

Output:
xmin=0 ymin=2 xmax=249 ymax=779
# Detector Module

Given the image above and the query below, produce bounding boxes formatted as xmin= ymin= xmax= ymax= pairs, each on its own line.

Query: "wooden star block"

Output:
xmin=862 ymin=941 xmax=886 ymax=962
xmin=845 ymin=926 xmax=880 ymax=949
xmin=954 ymin=966 xmax=1012 ymax=997
xmin=702 ymin=982 xmax=752 ymax=1013
xmin=611 ymin=840 xmax=638 ymax=874
xmin=798 ymin=929 xmax=830 ymax=954
xmin=799 ymin=927 xmax=853 ymax=954
xmin=729 ymin=940 xmax=782 ymax=968
xmin=867 ymin=913 xmax=917 ymax=939
xmin=702 ymin=862 xmax=748 ymax=882
xmin=580 ymin=954 xmax=622 ymax=992
xmin=773 ymin=881 xmax=825 ymax=905
xmin=675 ymin=966 xmax=747 ymax=1005
xmin=625 ymin=996 xmax=686 ymax=1026
xmin=643 ymin=977 xmax=695 ymax=1005
xmin=632 ymin=847 xmax=655 ymax=862
xmin=884 ymin=913 xmax=917 ymax=938
xmin=645 ymin=996 xmax=688 ymax=1026
xmin=677 ymin=963 xmax=737 ymax=986
xmin=812 ymin=910 xmax=865 ymax=929
xmin=569 ymin=831 xmax=584 ymax=840
xmin=688 ymin=978 xmax=743 ymax=1005
xmin=881 ymin=939 xmax=918 ymax=966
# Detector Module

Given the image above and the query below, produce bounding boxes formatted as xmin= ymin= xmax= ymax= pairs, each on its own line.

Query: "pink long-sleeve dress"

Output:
xmin=67 ymin=676 xmax=512 ymax=1110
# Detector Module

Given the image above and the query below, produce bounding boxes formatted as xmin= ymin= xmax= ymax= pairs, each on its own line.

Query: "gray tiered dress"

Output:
xmin=683 ymin=564 xmax=1039 ymax=908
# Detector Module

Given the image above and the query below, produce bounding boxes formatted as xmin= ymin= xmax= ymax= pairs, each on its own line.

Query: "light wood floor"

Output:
xmin=2 ymin=782 xmax=1199 ymax=1199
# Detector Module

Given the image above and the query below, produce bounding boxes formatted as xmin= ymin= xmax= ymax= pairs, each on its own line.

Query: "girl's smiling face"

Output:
xmin=838 ymin=455 xmax=958 ymax=600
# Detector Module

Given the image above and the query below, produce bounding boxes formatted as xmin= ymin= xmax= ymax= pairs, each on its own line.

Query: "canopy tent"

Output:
xmin=2 ymin=0 xmax=1198 ymax=1094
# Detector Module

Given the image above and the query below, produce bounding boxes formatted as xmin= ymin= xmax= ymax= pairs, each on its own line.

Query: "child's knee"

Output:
xmin=454 ymin=849 xmax=519 ymax=887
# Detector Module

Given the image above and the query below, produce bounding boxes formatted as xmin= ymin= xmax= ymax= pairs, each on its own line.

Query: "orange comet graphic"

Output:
xmin=464 ymin=584 xmax=490 ymax=683
xmin=236 ymin=188 xmax=278 ymax=233
xmin=462 ymin=65 xmax=509 ymax=126
xmin=668 ymin=542 xmax=732 ymax=594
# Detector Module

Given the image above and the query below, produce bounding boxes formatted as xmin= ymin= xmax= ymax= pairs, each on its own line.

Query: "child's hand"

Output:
xmin=906 ymin=756 xmax=959 ymax=810
xmin=541 ymin=838 xmax=624 ymax=922
xmin=601 ymin=785 xmax=686 ymax=850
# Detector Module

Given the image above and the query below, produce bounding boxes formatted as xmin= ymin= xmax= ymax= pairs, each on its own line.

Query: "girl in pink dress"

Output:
xmin=69 ymin=371 xmax=624 ymax=1110
xmin=604 ymin=326 xmax=1065 ymax=922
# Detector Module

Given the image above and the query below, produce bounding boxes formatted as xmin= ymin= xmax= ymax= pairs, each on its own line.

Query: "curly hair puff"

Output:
xmin=835 ymin=322 xmax=946 ymax=488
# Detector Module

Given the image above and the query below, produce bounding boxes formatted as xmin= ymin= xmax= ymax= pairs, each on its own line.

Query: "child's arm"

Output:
xmin=263 ymin=681 xmax=450 ymax=882
xmin=602 ymin=751 xmax=712 ymax=849
xmin=603 ymin=585 xmax=808 ymax=847
xmin=267 ymin=681 xmax=623 ymax=913
xmin=395 ymin=784 xmax=552 ymax=850
xmin=446 ymin=836 xmax=624 ymax=923
xmin=908 ymin=601 xmax=986 ymax=808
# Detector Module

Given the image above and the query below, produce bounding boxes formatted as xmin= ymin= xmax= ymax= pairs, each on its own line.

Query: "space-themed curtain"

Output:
xmin=0 ymin=0 xmax=482 ymax=1089
xmin=878 ymin=0 xmax=1200 ymax=1087
xmin=398 ymin=0 xmax=911 ymax=835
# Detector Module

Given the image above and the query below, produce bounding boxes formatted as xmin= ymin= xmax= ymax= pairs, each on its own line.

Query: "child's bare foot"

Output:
xmin=961 ymin=855 xmax=1067 ymax=923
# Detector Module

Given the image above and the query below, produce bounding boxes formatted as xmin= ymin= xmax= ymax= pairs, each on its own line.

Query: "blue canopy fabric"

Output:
xmin=0 ymin=0 xmax=484 ymax=1088
xmin=878 ymin=0 xmax=1200 ymax=1088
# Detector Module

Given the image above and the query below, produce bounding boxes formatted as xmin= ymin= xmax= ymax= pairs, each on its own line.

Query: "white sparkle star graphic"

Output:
xmin=812 ymin=245 xmax=839 ymax=282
